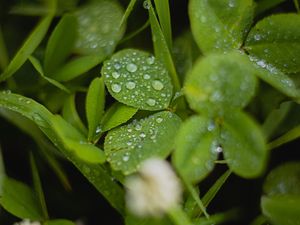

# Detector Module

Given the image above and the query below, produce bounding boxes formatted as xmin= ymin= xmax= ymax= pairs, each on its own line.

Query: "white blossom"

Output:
xmin=13 ymin=219 xmax=40 ymax=225
xmin=125 ymin=158 xmax=182 ymax=217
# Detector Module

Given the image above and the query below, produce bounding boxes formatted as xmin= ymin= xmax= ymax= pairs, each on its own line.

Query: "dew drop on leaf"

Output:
xmin=111 ymin=84 xmax=122 ymax=93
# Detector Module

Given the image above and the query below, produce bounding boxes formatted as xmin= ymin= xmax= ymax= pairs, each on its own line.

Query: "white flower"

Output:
xmin=125 ymin=158 xmax=182 ymax=217
xmin=13 ymin=219 xmax=40 ymax=225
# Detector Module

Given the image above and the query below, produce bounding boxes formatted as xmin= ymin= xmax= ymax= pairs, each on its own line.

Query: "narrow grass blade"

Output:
xmin=294 ymin=0 xmax=300 ymax=13
xmin=29 ymin=152 xmax=49 ymax=219
xmin=168 ymin=206 xmax=194 ymax=225
xmin=268 ymin=125 xmax=300 ymax=150
xmin=120 ymin=20 xmax=150 ymax=44
xmin=119 ymin=0 xmax=137 ymax=28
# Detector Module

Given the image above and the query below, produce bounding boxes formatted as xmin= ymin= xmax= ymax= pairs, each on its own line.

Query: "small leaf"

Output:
xmin=263 ymin=162 xmax=300 ymax=196
xmin=221 ymin=110 xmax=268 ymax=178
xmin=101 ymin=102 xmax=138 ymax=132
xmin=44 ymin=220 xmax=75 ymax=225
xmin=44 ymin=14 xmax=77 ymax=75
xmin=74 ymin=0 xmax=125 ymax=56
xmin=0 ymin=177 xmax=44 ymax=220
xmin=52 ymin=55 xmax=105 ymax=82
xmin=189 ymin=0 xmax=254 ymax=53
xmin=173 ymin=116 xmax=219 ymax=183
xmin=245 ymin=14 xmax=300 ymax=74
xmin=0 ymin=11 xmax=54 ymax=81
xmin=62 ymin=94 xmax=87 ymax=136
xmin=104 ymin=111 xmax=181 ymax=174
xmin=86 ymin=77 xmax=105 ymax=141
xmin=185 ymin=52 xmax=257 ymax=116
xmin=261 ymin=195 xmax=300 ymax=225
xmin=102 ymin=49 xmax=173 ymax=111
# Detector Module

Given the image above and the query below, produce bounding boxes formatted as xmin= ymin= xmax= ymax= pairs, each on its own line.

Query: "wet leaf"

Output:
xmin=74 ymin=0 xmax=125 ymax=56
xmin=173 ymin=116 xmax=219 ymax=183
xmin=245 ymin=14 xmax=300 ymax=74
xmin=104 ymin=111 xmax=181 ymax=174
xmin=189 ymin=0 xmax=254 ymax=53
xmin=221 ymin=110 xmax=268 ymax=178
xmin=102 ymin=49 xmax=173 ymax=111
xmin=185 ymin=52 xmax=257 ymax=116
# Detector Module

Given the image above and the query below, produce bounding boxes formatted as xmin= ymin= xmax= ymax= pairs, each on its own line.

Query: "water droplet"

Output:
xmin=139 ymin=132 xmax=146 ymax=138
xmin=95 ymin=126 xmax=102 ymax=134
xmin=156 ymin=117 xmax=163 ymax=123
xmin=112 ymin=71 xmax=120 ymax=79
xmin=123 ymin=155 xmax=130 ymax=161
xmin=143 ymin=0 xmax=150 ymax=9
xmin=146 ymin=98 xmax=156 ymax=106
xmin=216 ymin=146 xmax=223 ymax=153
xmin=256 ymin=60 xmax=266 ymax=68
xmin=127 ymin=141 xmax=132 ymax=146
xmin=143 ymin=74 xmax=151 ymax=80
xmin=207 ymin=121 xmax=215 ymax=131
xmin=151 ymin=80 xmax=164 ymax=91
xmin=111 ymin=83 xmax=122 ymax=93
xmin=114 ymin=63 xmax=121 ymax=70
xmin=26 ymin=100 xmax=31 ymax=104
xmin=228 ymin=0 xmax=235 ymax=8
xmin=254 ymin=34 xmax=261 ymax=41
xmin=126 ymin=63 xmax=138 ymax=72
xmin=146 ymin=56 xmax=155 ymax=65
xmin=135 ymin=124 xmax=142 ymax=131
xmin=126 ymin=81 xmax=136 ymax=90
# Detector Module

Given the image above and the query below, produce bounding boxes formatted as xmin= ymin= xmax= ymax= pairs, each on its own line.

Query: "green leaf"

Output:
xmin=185 ymin=52 xmax=257 ymax=116
xmin=101 ymin=102 xmax=138 ymax=132
xmin=51 ymin=55 xmax=104 ymax=82
xmin=148 ymin=1 xmax=181 ymax=91
xmin=0 ymin=177 xmax=44 ymax=220
xmin=189 ymin=0 xmax=254 ymax=53
xmin=44 ymin=219 xmax=75 ymax=225
xmin=221 ymin=110 xmax=267 ymax=178
xmin=62 ymin=94 xmax=87 ymax=136
xmin=249 ymin=56 xmax=300 ymax=98
xmin=173 ymin=116 xmax=219 ymax=183
xmin=0 ymin=12 xmax=54 ymax=81
xmin=0 ymin=92 xmax=125 ymax=214
xmin=28 ymin=56 xmax=71 ymax=93
xmin=44 ymin=14 xmax=77 ymax=75
xmin=104 ymin=111 xmax=181 ymax=174
xmin=29 ymin=153 xmax=49 ymax=219
xmin=102 ymin=49 xmax=173 ymax=111
xmin=261 ymin=195 xmax=300 ymax=225
xmin=74 ymin=0 xmax=125 ymax=56
xmin=86 ymin=77 xmax=105 ymax=141
xmin=153 ymin=0 xmax=172 ymax=49
xmin=263 ymin=162 xmax=300 ymax=196
xmin=245 ymin=14 xmax=300 ymax=74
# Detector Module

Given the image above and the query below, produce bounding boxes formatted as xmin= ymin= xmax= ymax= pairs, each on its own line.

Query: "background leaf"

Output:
xmin=189 ymin=0 xmax=254 ymax=53
xmin=102 ymin=49 xmax=173 ymax=111
xmin=104 ymin=111 xmax=181 ymax=174
xmin=0 ymin=177 xmax=44 ymax=220
xmin=44 ymin=219 xmax=75 ymax=225
xmin=245 ymin=14 xmax=300 ymax=74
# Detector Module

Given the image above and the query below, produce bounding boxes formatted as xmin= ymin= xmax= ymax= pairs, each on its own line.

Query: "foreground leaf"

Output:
xmin=102 ymin=49 xmax=173 ymax=111
xmin=221 ymin=110 xmax=267 ymax=178
xmin=173 ymin=116 xmax=219 ymax=183
xmin=185 ymin=52 xmax=257 ymax=116
xmin=189 ymin=0 xmax=254 ymax=53
xmin=0 ymin=177 xmax=44 ymax=220
xmin=104 ymin=111 xmax=181 ymax=174
xmin=245 ymin=14 xmax=300 ymax=74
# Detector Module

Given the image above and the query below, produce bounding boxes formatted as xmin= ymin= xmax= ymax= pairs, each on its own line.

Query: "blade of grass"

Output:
xmin=153 ymin=0 xmax=172 ymax=49
xmin=148 ymin=0 xmax=180 ymax=92
xmin=29 ymin=152 xmax=49 ymax=219
xmin=0 ymin=1 xmax=56 ymax=82
xmin=268 ymin=125 xmax=300 ymax=150
xmin=119 ymin=20 xmax=150 ymax=44
xmin=194 ymin=209 xmax=239 ymax=225
xmin=168 ymin=206 xmax=195 ymax=225
xmin=0 ymin=27 xmax=9 ymax=71
xmin=119 ymin=0 xmax=138 ymax=28
xmin=294 ymin=0 xmax=300 ymax=13
xmin=29 ymin=56 xmax=71 ymax=93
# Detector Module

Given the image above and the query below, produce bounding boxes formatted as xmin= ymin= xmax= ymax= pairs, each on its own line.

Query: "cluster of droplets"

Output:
xmin=105 ymin=112 xmax=177 ymax=174
xmin=102 ymin=50 xmax=172 ymax=110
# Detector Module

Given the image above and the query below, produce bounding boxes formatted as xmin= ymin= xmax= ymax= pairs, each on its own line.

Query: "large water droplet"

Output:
xmin=151 ymin=80 xmax=164 ymax=91
xmin=143 ymin=0 xmax=150 ymax=9
xmin=123 ymin=155 xmax=130 ymax=161
xmin=146 ymin=98 xmax=156 ymax=106
xmin=156 ymin=117 xmax=163 ymax=123
xmin=114 ymin=63 xmax=121 ymax=70
xmin=111 ymin=83 xmax=122 ymax=93
xmin=112 ymin=71 xmax=120 ymax=79
xmin=126 ymin=81 xmax=136 ymax=90
xmin=126 ymin=63 xmax=138 ymax=72
xmin=146 ymin=56 xmax=155 ymax=65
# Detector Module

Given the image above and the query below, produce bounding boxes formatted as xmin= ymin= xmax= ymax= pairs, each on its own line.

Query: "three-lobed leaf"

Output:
xmin=189 ymin=0 xmax=254 ymax=53
xmin=104 ymin=111 xmax=181 ymax=174
xmin=102 ymin=49 xmax=173 ymax=111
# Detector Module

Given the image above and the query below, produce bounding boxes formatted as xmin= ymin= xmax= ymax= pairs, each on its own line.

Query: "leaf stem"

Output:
xmin=168 ymin=205 xmax=195 ymax=225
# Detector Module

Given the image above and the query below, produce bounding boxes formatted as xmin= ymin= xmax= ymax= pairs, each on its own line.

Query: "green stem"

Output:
xmin=119 ymin=20 xmax=150 ymax=44
xmin=268 ymin=125 xmax=300 ymax=150
xmin=294 ymin=0 xmax=300 ymax=13
xmin=168 ymin=206 xmax=195 ymax=225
